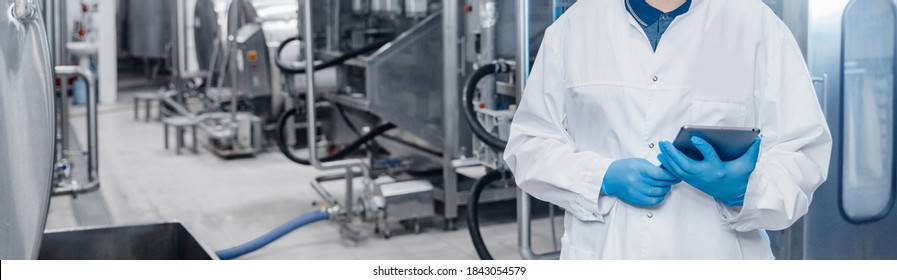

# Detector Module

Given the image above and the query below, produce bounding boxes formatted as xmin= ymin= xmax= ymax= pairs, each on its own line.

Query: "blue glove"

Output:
xmin=601 ymin=158 xmax=682 ymax=207
xmin=657 ymin=136 xmax=761 ymax=207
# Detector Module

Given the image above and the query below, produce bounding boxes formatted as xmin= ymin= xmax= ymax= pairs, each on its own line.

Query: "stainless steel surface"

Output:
xmin=42 ymin=0 xmax=65 ymax=65
xmin=38 ymin=222 xmax=217 ymax=260
xmin=1 ymin=0 xmax=55 ymax=259
xmin=365 ymin=12 xmax=446 ymax=147
xmin=12 ymin=0 xmax=35 ymax=22
xmin=194 ymin=0 xmax=229 ymax=72
xmin=175 ymin=0 xmax=188 ymax=76
xmin=376 ymin=180 xmax=435 ymax=223
xmin=442 ymin=0 xmax=461 ymax=227
xmin=127 ymin=0 xmax=174 ymax=59
xmin=302 ymin=0 xmax=373 ymax=212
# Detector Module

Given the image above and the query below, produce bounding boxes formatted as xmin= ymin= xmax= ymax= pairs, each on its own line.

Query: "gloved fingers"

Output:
xmin=642 ymin=174 xmax=680 ymax=186
xmin=690 ymin=136 xmax=720 ymax=162
xmin=736 ymin=137 xmax=762 ymax=162
xmin=659 ymin=141 xmax=697 ymax=171
xmin=657 ymin=152 xmax=691 ymax=177
xmin=642 ymin=163 xmax=680 ymax=182
xmin=640 ymin=185 xmax=671 ymax=197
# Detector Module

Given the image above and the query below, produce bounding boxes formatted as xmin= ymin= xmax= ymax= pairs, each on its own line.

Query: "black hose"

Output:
xmin=467 ymin=169 xmax=512 ymax=260
xmin=335 ymin=103 xmax=363 ymax=138
xmin=463 ymin=62 xmax=513 ymax=150
xmin=275 ymin=36 xmax=395 ymax=74
xmin=274 ymin=108 xmax=397 ymax=165
xmin=274 ymin=36 xmax=302 ymax=73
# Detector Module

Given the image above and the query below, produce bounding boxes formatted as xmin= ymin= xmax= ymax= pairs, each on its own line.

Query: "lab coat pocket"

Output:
xmin=690 ymin=95 xmax=748 ymax=127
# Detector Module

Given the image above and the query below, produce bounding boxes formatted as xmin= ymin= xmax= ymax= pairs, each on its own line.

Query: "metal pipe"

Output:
xmin=311 ymin=175 xmax=342 ymax=206
xmin=53 ymin=180 xmax=99 ymax=197
xmin=516 ymin=0 xmax=559 ymax=260
xmin=480 ymin=0 xmax=497 ymax=109
xmin=86 ymin=69 xmax=98 ymax=184
xmin=515 ymin=0 xmax=530 ymax=95
xmin=52 ymin=66 xmax=100 ymax=196
xmin=345 ymin=167 xmax=354 ymax=218
xmin=158 ymin=92 xmax=233 ymax=139
xmin=42 ymin=0 xmax=54 ymax=65
xmin=517 ymin=190 xmax=560 ymax=260
xmin=176 ymin=0 xmax=187 ymax=77
xmin=441 ymin=0 xmax=461 ymax=230
xmin=301 ymin=0 xmax=372 ymax=194
xmin=59 ymin=73 xmax=70 ymax=156
xmin=13 ymin=0 xmax=35 ymax=22
xmin=228 ymin=0 xmax=244 ymax=122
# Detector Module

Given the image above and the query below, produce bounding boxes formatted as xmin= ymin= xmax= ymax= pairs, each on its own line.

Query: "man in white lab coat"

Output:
xmin=503 ymin=0 xmax=832 ymax=259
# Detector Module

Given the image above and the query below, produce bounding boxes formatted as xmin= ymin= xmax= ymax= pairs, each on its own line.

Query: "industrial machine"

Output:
xmin=212 ymin=0 xmax=572 ymax=256
xmin=1 ymin=0 xmax=57 ymax=259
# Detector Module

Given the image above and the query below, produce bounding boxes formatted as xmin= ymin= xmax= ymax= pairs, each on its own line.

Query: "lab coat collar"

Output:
xmin=625 ymin=0 xmax=693 ymax=27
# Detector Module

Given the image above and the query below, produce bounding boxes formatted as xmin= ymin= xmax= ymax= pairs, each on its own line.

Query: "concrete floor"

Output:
xmin=45 ymin=75 xmax=564 ymax=260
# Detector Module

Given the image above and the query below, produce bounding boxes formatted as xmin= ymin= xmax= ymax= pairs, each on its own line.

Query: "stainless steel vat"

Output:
xmin=38 ymin=222 xmax=217 ymax=260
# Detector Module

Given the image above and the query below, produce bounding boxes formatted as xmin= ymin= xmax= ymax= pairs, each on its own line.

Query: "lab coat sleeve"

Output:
xmin=718 ymin=30 xmax=833 ymax=231
xmin=503 ymin=27 xmax=617 ymax=223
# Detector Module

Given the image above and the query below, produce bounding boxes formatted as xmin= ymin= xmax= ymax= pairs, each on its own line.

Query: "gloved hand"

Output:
xmin=601 ymin=158 xmax=681 ymax=207
xmin=657 ymin=136 xmax=761 ymax=207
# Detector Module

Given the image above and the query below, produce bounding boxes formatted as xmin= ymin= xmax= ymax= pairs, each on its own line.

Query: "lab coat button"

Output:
xmin=648 ymin=143 xmax=655 ymax=148
xmin=647 ymin=212 xmax=653 ymax=218
xmin=652 ymin=76 xmax=658 ymax=82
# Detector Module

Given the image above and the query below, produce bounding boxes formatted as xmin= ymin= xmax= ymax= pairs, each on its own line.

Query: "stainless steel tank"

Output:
xmin=126 ymin=0 xmax=174 ymax=59
xmin=1 ymin=0 xmax=56 ymax=259
xmin=193 ymin=0 xmax=229 ymax=71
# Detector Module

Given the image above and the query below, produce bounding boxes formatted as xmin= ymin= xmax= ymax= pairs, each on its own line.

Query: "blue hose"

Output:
xmin=216 ymin=210 xmax=329 ymax=260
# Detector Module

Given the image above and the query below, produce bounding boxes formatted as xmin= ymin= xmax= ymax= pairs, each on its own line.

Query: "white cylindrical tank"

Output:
xmin=0 ymin=0 xmax=56 ymax=259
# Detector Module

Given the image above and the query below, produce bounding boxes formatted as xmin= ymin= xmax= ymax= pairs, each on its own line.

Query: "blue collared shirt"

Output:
xmin=625 ymin=0 xmax=691 ymax=51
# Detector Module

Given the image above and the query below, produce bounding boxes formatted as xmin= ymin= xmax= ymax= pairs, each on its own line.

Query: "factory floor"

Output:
xmin=44 ymin=72 xmax=564 ymax=260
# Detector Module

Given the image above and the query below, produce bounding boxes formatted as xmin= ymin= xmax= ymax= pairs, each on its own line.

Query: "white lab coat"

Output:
xmin=504 ymin=0 xmax=832 ymax=259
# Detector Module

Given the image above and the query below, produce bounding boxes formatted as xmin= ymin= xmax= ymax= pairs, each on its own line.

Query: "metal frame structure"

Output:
xmin=52 ymin=65 xmax=100 ymax=196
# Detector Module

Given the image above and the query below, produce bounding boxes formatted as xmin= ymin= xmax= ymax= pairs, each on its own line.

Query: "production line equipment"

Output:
xmin=264 ymin=0 xmax=574 ymax=255
xmin=146 ymin=0 xmax=575 ymax=258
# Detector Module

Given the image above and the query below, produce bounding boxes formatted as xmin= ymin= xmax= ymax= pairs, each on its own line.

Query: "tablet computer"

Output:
xmin=672 ymin=125 xmax=760 ymax=161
